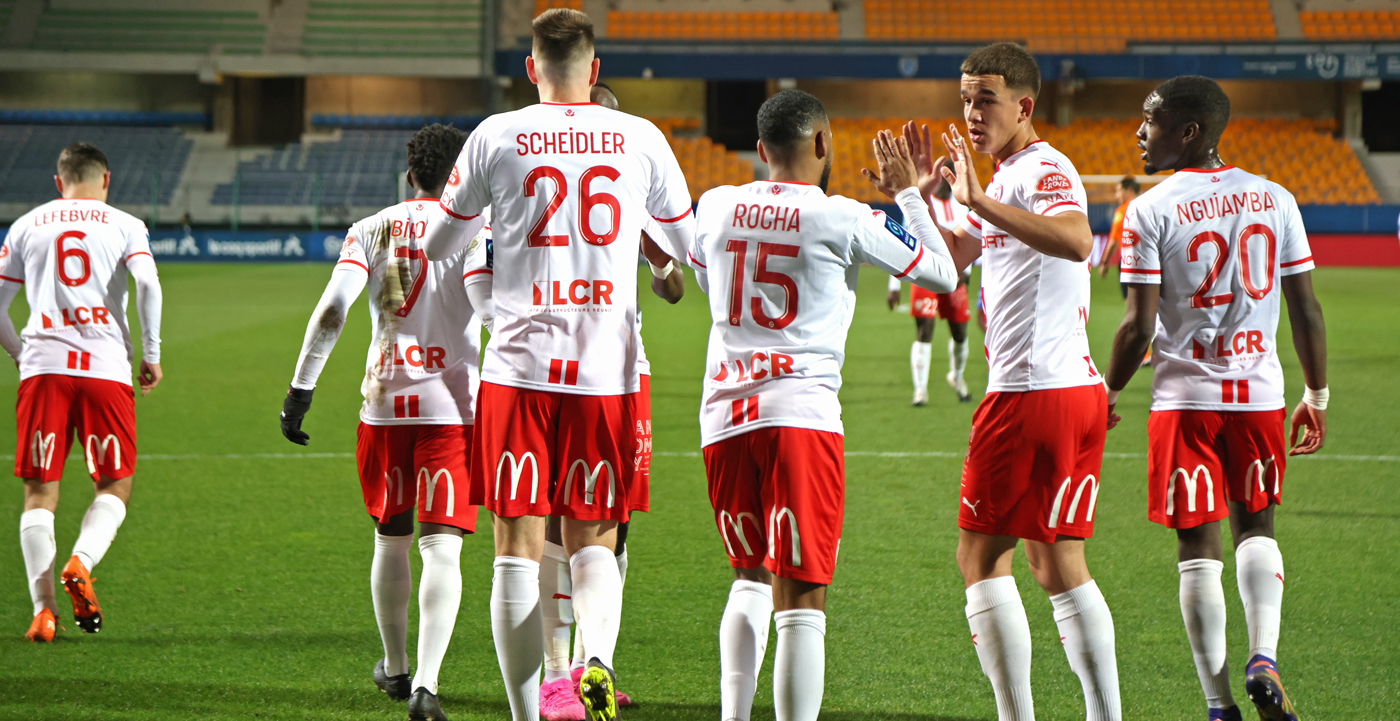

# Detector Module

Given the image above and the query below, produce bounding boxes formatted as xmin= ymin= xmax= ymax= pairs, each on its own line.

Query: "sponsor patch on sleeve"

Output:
xmin=884 ymin=216 xmax=918 ymax=251
xmin=1120 ymin=228 xmax=1140 ymax=247
xmin=1037 ymin=172 xmax=1073 ymax=193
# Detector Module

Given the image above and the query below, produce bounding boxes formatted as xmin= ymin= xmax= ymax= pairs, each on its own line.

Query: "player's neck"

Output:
xmin=767 ymin=165 xmax=821 ymax=189
xmin=61 ymin=187 xmax=105 ymax=202
xmin=1179 ymin=149 xmax=1227 ymax=172
xmin=991 ymin=123 xmax=1040 ymax=164
xmin=536 ymin=79 xmax=593 ymax=105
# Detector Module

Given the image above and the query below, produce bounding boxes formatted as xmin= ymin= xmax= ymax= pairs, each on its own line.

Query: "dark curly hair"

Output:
xmin=1151 ymin=75 xmax=1231 ymax=148
xmin=406 ymin=124 xmax=467 ymax=194
xmin=757 ymin=89 xmax=827 ymax=157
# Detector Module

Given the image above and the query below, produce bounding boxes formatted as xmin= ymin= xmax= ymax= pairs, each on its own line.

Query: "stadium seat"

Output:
xmin=825 ymin=116 xmax=1379 ymax=206
xmin=863 ymin=0 xmax=1276 ymax=46
xmin=302 ymin=0 xmax=483 ymax=59
xmin=0 ymin=125 xmax=192 ymax=207
xmin=604 ymin=10 xmax=838 ymax=41
xmin=1299 ymin=9 xmax=1400 ymax=40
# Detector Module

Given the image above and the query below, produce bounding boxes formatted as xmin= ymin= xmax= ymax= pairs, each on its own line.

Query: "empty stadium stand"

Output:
xmin=864 ymin=0 xmax=1277 ymax=51
xmin=212 ymin=130 xmax=410 ymax=209
xmin=827 ymin=116 xmax=1378 ymax=206
xmin=27 ymin=6 xmax=267 ymax=55
xmin=1299 ymin=9 xmax=1400 ymax=40
xmin=604 ymin=10 xmax=840 ymax=41
xmin=302 ymin=0 xmax=484 ymax=58
xmin=0 ymin=125 xmax=191 ymax=207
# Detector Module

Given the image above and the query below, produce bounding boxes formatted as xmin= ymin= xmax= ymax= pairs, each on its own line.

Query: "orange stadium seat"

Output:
xmin=1299 ymin=9 xmax=1400 ymax=41
xmin=863 ymin=0 xmax=1276 ymax=48
xmin=535 ymin=0 xmax=583 ymax=16
xmin=606 ymin=10 xmax=839 ymax=41
xmin=826 ymin=117 xmax=1378 ymax=205
xmin=645 ymin=118 xmax=752 ymax=200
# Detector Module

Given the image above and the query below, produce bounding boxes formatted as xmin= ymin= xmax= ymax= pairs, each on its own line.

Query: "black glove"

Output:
xmin=280 ymin=386 xmax=314 ymax=445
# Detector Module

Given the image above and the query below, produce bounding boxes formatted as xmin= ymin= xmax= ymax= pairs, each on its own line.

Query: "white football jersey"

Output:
xmin=435 ymin=102 xmax=694 ymax=396
xmin=339 ymin=198 xmax=481 ymax=425
xmin=692 ymin=181 xmax=956 ymax=446
xmin=931 ymin=195 xmax=969 ymax=230
xmin=0 ymin=198 xmax=154 ymax=384
xmin=463 ymin=211 xmax=652 ymax=377
xmin=959 ymin=141 xmax=1101 ymax=392
xmin=1119 ymin=166 xmax=1314 ymax=411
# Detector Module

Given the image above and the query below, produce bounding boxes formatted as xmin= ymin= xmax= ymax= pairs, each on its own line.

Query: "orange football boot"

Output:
xmin=25 ymin=608 xmax=57 ymax=642
xmin=60 ymin=556 xmax=103 ymax=633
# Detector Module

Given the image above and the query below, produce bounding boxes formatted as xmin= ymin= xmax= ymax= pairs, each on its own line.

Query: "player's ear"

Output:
xmin=54 ymin=175 xmax=63 ymax=196
xmin=405 ymin=170 xmax=415 ymax=194
xmin=1019 ymin=94 xmax=1035 ymax=124
xmin=814 ymin=128 xmax=829 ymax=162
xmin=525 ymin=56 xmax=539 ymax=85
xmin=588 ymin=58 xmax=600 ymax=88
xmin=756 ymin=140 xmax=768 ymax=164
xmin=102 ymin=172 xmax=110 ymax=190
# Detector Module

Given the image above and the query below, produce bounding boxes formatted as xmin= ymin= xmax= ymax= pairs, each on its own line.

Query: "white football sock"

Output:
xmin=570 ymin=545 xmax=623 ymax=670
xmin=540 ymin=541 xmax=574 ymax=683
xmin=773 ymin=609 xmax=825 ymax=721
xmin=1179 ymin=559 xmax=1233 ymax=710
xmin=950 ymin=338 xmax=969 ymax=379
xmin=492 ymin=556 xmax=543 ymax=721
xmin=1049 ymin=580 xmax=1121 ymax=721
xmin=1235 ymin=536 xmax=1284 ymax=661
xmin=616 ymin=546 xmax=628 ymax=587
xmin=572 ymin=621 xmax=586 ymax=672
xmin=413 ymin=533 xmax=462 ymax=696
xmin=911 ymin=341 xmax=932 ymax=394
xmin=966 ymin=577 xmax=1036 ymax=721
xmin=20 ymin=509 xmax=57 ymax=616
xmin=71 ymin=494 xmax=126 ymax=571
xmin=371 ymin=532 xmax=413 ymax=677
xmin=720 ymin=580 xmax=774 ymax=721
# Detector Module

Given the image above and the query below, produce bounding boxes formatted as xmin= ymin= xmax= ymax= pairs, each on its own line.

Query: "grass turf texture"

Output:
xmin=0 ymin=263 xmax=1397 ymax=720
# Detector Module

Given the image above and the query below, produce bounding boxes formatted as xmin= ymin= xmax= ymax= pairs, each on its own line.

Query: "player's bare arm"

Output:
xmin=1103 ymin=283 xmax=1161 ymax=429
xmin=1281 ymin=272 xmax=1328 ymax=455
xmin=939 ymin=124 xmax=1094 ymax=263
xmin=641 ymin=231 xmax=684 ymax=303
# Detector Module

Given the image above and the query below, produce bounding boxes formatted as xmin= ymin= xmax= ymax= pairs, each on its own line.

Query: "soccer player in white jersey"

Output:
xmin=886 ymin=157 xmax=974 ymax=404
xmin=279 ymin=125 xmax=481 ymax=721
xmin=421 ymin=10 xmax=695 ymax=721
xmin=1104 ymin=76 xmax=1328 ymax=721
xmin=872 ymin=44 xmax=1122 ymax=720
xmin=692 ymin=89 xmax=960 ymax=721
xmin=0 ymin=143 xmax=163 ymax=642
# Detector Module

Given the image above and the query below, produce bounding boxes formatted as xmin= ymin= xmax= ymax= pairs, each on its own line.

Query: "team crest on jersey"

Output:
xmin=770 ymin=185 xmax=782 ymax=196
xmin=447 ymin=167 xmax=460 ymax=187
xmin=1038 ymin=173 xmax=1072 ymax=193
xmin=884 ymin=217 xmax=917 ymax=251
xmin=1120 ymin=228 xmax=1140 ymax=247
xmin=565 ymin=109 xmax=575 ymax=116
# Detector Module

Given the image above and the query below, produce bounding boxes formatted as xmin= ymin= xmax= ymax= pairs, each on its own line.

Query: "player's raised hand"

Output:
xmin=862 ymin=130 xmax=916 ymax=198
xmin=139 ymin=361 xmax=161 ymax=396
xmin=902 ymin=121 xmax=941 ymax=200
xmin=1288 ymin=400 xmax=1326 ymax=455
xmin=940 ymin=124 xmax=984 ymax=208
xmin=280 ymin=386 xmax=314 ymax=445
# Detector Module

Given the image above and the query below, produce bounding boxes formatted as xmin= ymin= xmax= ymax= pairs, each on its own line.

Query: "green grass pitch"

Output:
xmin=0 ymin=262 xmax=1397 ymax=720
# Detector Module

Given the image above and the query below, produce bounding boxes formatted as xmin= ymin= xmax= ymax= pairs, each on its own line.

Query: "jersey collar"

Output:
xmin=1176 ymin=166 xmax=1236 ymax=174
xmin=994 ymin=139 xmax=1048 ymax=173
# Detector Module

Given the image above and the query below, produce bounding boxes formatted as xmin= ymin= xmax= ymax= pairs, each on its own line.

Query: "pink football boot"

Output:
xmin=540 ymin=677 xmax=586 ymax=721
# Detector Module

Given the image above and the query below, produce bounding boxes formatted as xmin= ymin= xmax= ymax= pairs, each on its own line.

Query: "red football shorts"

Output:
xmin=470 ymin=381 xmax=647 ymax=522
xmin=910 ymin=285 xmax=971 ymax=323
xmin=1146 ymin=409 xmax=1286 ymax=529
xmin=629 ymin=375 xmax=652 ymax=510
xmin=15 ymin=374 xmax=135 ymax=483
xmin=703 ymin=427 xmax=844 ymax=585
xmin=356 ymin=423 xmax=477 ymax=532
xmin=959 ymin=384 xmax=1107 ymax=543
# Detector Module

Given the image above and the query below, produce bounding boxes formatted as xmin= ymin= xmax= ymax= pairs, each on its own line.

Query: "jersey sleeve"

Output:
xmin=462 ymin=222 xmax=493 ymax=287
xmin=0 ymin=225 xmax=24 ymax=283
xmin=642 ymin=126 xmax=697 ymax=263
xmin=1027 ymin=165 xmax=1088 ymax=217
xmin=437 ymin=128 xmax=492 ymax=226
xmin=959 ymin=211 xmax=983 ymax=241
xmin=335 ymin=223 xmax=371 ymax=275
xmin=1117 ymin=200 xmax=1161 ymax=285
xmin=850 ymin=195 xmax=957 ymax=293
xmin=1278 ymin=194 xmax=1315 ymax=276
xmin=123 ymin=222 xmax=154 ymax=265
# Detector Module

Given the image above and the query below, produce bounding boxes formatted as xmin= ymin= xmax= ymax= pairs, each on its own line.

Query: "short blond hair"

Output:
xmin=532 ymin=8 xmax=594 ymax=73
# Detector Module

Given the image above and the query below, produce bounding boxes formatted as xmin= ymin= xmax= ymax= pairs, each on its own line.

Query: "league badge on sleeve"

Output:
xmin=884 ymin=217 xmax=918 ymax=251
